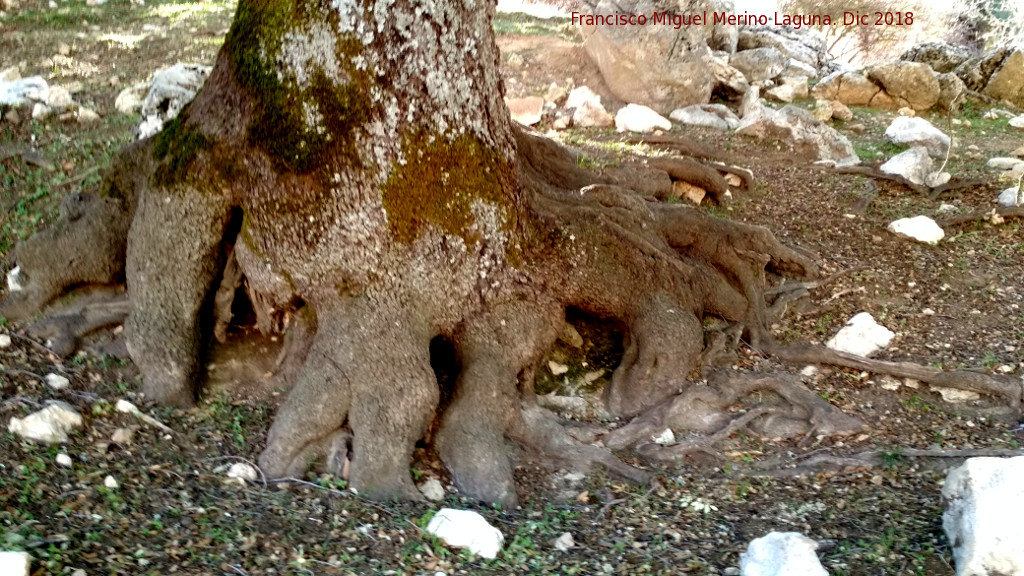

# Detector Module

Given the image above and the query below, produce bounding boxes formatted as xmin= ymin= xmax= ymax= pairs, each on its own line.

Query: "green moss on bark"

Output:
xmin=381 ymin=131 xmax=517 ymax=247
xmin=152 ymin=113 xmax=214 ymax=187
xmin=225 ymin=1 xmax=372 ymax=173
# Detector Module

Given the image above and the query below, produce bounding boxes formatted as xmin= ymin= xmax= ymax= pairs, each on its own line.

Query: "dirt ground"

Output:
xmin=1 ymin=2 xmax=1023 ymax=575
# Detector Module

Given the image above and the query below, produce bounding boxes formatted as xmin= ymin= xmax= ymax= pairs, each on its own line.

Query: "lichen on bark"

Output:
xmin=381 ymin=130 xmax=517 ymax=247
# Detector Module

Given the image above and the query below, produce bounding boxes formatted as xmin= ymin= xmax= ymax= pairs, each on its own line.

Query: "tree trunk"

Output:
xmin=1 ymin=0 xmax=843 ymax=507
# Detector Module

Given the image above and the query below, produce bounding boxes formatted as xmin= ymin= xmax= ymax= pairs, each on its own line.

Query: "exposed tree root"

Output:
xmin=748 ymin=447 xmax=1024 ymax=477
xmin=768 ymin=344 xmax=1023 ymax=410
xmin=938 ymin=205 xmax=1024 ymax=227
xmin=602 ymin=373 xmax=865 ymax=454
xmin=829 ymin=165 xmax=986 ymax=197
xmin=23 ymin=292 xmax=130 ymax=358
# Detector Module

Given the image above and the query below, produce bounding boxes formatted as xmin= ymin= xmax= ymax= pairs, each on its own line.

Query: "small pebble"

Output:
xmin=56 ymin=453 xmax=72 ymax=467
xmin=0 ymin=334 xmax=11 ymax=348
xmin=45 ymin=373 xmax=70 ymax=391
xmin=104 ymin=475 xmax=119 ymax=489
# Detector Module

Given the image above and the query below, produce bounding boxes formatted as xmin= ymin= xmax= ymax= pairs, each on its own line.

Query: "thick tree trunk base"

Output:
xmin=9 ymin=118 xmax=1018 ymax=509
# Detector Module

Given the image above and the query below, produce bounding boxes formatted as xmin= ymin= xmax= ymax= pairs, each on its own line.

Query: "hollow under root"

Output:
xmin=24 ymin=289 xmax=130 ymax=357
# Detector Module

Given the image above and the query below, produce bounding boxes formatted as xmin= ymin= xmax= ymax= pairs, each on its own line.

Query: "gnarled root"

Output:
xmin=769 ymin=343 xmax=1023 ymax=412
xmin=260 ymin=296 xmax=439 ymax=502
xmin=602 ymin=373 xmax=865 ymax=462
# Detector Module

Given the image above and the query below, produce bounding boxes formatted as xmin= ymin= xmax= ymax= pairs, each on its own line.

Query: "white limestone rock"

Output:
xmin=986 ymin=157 xmax=1024 ymax=172
xmin=997 ymin=186 xmax=1022 ymax=207
xmin=114 ymin=83 xmax=148 ymax=114
xmin=55 ymin=453 xmax=73 ymax=468
xmin=764 ymin=84 xmax=795 ymax=103
xmin=426 ymin=508 xmax=504 ymax=559
xmin=739 ymin=86 xmax=762 ymax=119
xmin=879 ymin=146 xmax=932 ymax=186
xmin=1010 ymin=115 xmax=1024 ymax=129
xmin=104 ymin=475 xmax=119 ymax=489
xmin=933 ymin=386 xmax=981 ymax=403
xmin=825 ymin=312 xmax=895 ymax=358
xmin=227 ymin=462 xmax=259 ymax=482
xmin=553 ymin=532 xmax=575 ymax=552
xmin=0 ymin=551 xmax=32 ymax=576
xmin=45 ymin=85 xmax=74 ymax=110
xmin=418 ymin=478 xmax=445 ymax=502
xmin=0 ymin=334 xmax=10 ymax=348
xmin=7 ymin=401 xmax=83 ymax=444
xmin=670 ymin=104 xmax=740 ymax=130
xmin=572 ymin=100 xmax=613 ymax=128
xmin=736 ymin=105 xmax=860 ymax=166
xmin=565 ymin=85 xmax=602 ymax=110
xmin=887 ymin=215 xmax=944 ymax=244
xmin=614 ymin=103 xmax=672 ymax=133
xmin=943 ymin=457 xmax=1024 ymax=576
xmin=884 ymin=117 xmax=951 ymax=157
xmin=506 ymin=96 xmax=544 ymax=127
xmin=739 ymin=532 xmax=828 ymax=576
xmin=0 ymin=76 xmax=48 ymax=106
xmin=45 ymin=373 xmax=70 ymax=391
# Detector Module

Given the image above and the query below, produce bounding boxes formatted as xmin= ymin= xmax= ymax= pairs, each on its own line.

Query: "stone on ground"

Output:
xmin=709 ymin=53 xmax=750 ymax=98
xmin=739 ymin=532 xmax=828 ymax=576
xmin=943 ymin=456 xmax=1024 ymax=576
xmin=7 ymin=401 xmax=83 ymax=444
xmin=55 ymin=453 xmax=73 ymax=467
xmin=0 ymin=551 xmax=31 ymax=576
xmin=1010 ymin=115 xmax=1024 ymax=130
xmin=884 ymin=117 xmax=951 ymax=157
xmin=736 ymin=105 xmax=860 ymax=166
xmin=553 ymin=532 xmax=575 ymax=552
xmin=879 ymin=146 xmax=933 ymax=186
xmin=739 ymin=86 xmax=761 ymax=119
xmin=426 ymin=508 xmax=504 ymax=559
xmin=0 ymin=334 xmax=10 ymax=348
xmin=887 ymin=215 xmax=944 ymax=245
xmin=77 ymin=107 xmax=100 ymax=123
xmin=811 ymin=71 xmax=879 ymax=106
xmin=44 ymin=373 xmax=70 ymax=391
xmin=670 ymin=104 xmax=740 ymax=130
xmin=614 ymin=103 xmax=672 ymax=133
xmin=114 ymin=83 xmax=148 ymax=114
xmin=826 ymin=312 xmax=895 ymax=358
xmin=419 ymin=478 xmax=445 ymax=502
xmin=0 ymin=76 xmax=48 ymax=106
xmin=506 ymin=96 xmax=544 ymax=126
xmin=900 ymin=41 xmax=972 ymax=74
xmin=227 ymin=462 xmax=259 ymax=482
xmin=998 ymin=187 xmax=1022 ymax=207
xmin=981 ymin=47 xmax=1024 ymax=108
xmin=764 ymin=84 xmax=794 ymax=103
xmin=730 ymin=47 xmax=788 ymax=83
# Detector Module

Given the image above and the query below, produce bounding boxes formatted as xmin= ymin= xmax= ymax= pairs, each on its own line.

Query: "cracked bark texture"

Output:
xmin=0 ymin=0 xmax=848 ymax=507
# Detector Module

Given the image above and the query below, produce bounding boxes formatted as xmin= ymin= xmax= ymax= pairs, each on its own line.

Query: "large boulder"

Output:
xmin=981 ymin=47 xmax=1024 ymax=108
xmin=811 ymin=71 xmax=880 ymax=106
xmin=709 ymin=52 xmax=750 ymax=98
xmin=737 ymin=25 xmax=832 ymax=77
xmin=730 ymin=47 xmax=788 ymax=83
xmin=736 ymin=105 xmax=859 ymax=166
xmin=866 ymin=61 xmax=940 ymax=111
xmin=709 ymin=0 xmax=738 ymax=53
xmin=900 ymin=41 xmax=973 ymax=74
xmin=580 ymin=0 xmax=715 ymax=114
xmin=954 ymin=45 xmax=1014 ymax=91
xmin=943 ymin=457 xmax=1024 ymax=576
